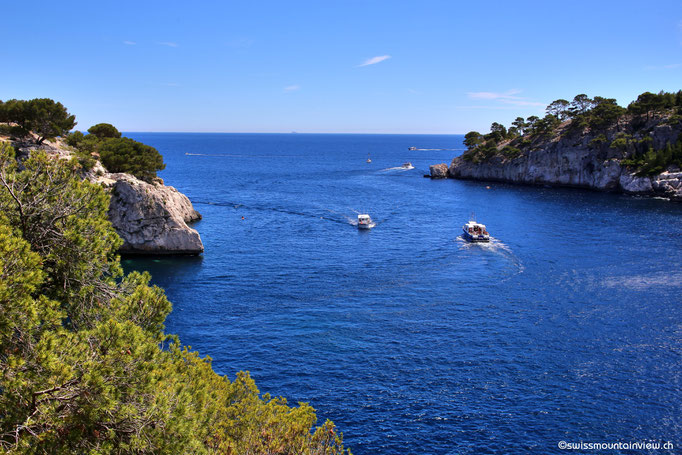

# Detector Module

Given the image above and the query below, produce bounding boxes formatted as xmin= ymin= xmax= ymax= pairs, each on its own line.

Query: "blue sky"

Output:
xmin=2 ymin=0 xmax=681 ymax=134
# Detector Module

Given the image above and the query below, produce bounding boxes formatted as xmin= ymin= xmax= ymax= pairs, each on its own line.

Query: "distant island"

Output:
xmin=430 ymin=91 xmax=682 ymax=201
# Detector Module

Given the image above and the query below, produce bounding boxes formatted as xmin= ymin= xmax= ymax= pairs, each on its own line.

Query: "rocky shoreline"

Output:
xmin=9 ymin=138 xmax=204 ymax=255
xmin=430 ymin=159 xmax=682 ymax=201
xmin=430 ymin=121 xmax=682 ymax=201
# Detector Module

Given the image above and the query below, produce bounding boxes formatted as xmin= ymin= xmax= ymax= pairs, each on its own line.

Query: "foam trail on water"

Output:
xmin=455 ymin=236 xmax=525 ymax=279
xmin=380 ymin=166 xmax=413 ymax=172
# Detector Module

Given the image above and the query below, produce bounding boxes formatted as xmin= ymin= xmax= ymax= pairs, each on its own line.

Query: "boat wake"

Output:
xmin=185 ymin=152 xmax=307 ymax=158
xmin=193 ymin=200 xmax=383 ymax=228
xmin=455 ymin=236 xmax=525 ymax=281
xmin=410 ymin=148 xmax=465 ymax=151
xmin=380 ymin=166 xmax=414 ymax=172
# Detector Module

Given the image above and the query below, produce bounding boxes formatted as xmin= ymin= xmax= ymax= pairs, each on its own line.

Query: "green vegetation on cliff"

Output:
xmin=0 ymin=100 xmax=165 ymax=182
xmin=66 ymin=126 xmax=165 ymax=182
xmin=462 ymin=90 xmax=682 ymax=176
xmin=0 ymin=142 xmax=348 ymax=453
xmin=0 ymin=99 xmax=76 ymax=145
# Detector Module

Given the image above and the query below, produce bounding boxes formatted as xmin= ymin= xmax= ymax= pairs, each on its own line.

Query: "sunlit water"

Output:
xmin=123 ymin=133 xmax=682 ymax=455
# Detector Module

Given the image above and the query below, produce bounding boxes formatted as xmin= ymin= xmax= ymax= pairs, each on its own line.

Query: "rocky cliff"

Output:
xmin=9 ymin=137 xmax=204 ymax=254
xmin=441 ymin=119 xmax=682 ymax=201
xmin=99 ymin=173 xmax=203 ymax=255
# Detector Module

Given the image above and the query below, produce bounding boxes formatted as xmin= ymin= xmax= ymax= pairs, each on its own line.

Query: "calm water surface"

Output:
xmin=124 ymin=133 xmax=681 ymax=454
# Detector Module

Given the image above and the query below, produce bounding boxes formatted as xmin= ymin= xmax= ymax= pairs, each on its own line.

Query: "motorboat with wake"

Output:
xmin=401 ymin=162 xmax=414 ymax=169
xmin=357 ymin=214 xmax=375 ymax=229
xmin=462 ymin=217 xmax=490 ymax=242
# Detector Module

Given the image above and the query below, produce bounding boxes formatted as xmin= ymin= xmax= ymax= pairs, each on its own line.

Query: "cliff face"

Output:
xmin=10 ymin=137 xmax=204 ymax=254
xmin=99 ymin=173 xmax=203 ymax=255
xmin=445 ymin=120 xmax=682 ymax=201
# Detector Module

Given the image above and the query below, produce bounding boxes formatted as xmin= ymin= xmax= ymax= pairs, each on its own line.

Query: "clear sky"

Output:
xmin=2 ymin=0 xmax=681 ymax=134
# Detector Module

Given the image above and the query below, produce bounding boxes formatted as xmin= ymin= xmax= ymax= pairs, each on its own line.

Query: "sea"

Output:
xmin=123 ymin=133 xmax=681 ymax=455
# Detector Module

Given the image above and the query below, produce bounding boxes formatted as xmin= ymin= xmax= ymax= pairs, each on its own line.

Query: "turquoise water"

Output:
xmin=124 ymin=133 xmax=681 ymax=454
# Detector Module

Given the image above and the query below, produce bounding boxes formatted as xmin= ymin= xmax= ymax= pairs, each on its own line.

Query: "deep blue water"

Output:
xmin=123 ymin=133 xmax=681 ymax=455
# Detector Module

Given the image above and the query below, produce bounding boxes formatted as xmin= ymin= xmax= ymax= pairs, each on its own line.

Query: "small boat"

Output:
xmin=357 ymin=214 xmax=375 ymax=229
xmin=408 ymin=146 xmax=417 ymax=151
xmin=366 ymin=153 xmax=372 ymax=163
xmin=401 ymin=162 xmax=414 ymax=169
xmin=462 ymin=219 xmax=490 ymax=243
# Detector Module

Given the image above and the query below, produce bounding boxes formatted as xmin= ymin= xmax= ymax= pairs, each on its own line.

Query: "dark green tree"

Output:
xmin=463 ymin=131 xmax=483 ymax=149
xmin=512 ymin=117 xmax=527 ymax=136
xmin=525 ymin=115 xmax=540 ymax=133
xmin=628 ymin=91 xmax=667 ymax=120
xmin=569 ymin=94 xmax=595 ymax=116
xmin=589 ymin=97 xmax=626 ymax=131
xmin=23 ymin=98 xmax=77 ymax=145
xmin=88 ymin=123 xmax=121 ymax=139
xmin=98 ymin=137 xmax=165 ymax=181
xmin=546 ymin=99 xmax=570 ymax=120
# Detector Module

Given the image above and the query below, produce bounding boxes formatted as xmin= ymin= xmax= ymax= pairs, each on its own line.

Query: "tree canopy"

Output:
xmin=459 ymin=90 xmax=682 ymax=170
xmin=88 ymin=123 xmax=121 ymax=139
xmin=0 ymin=142 xmax=349 ymax=454
xmin=67 ymin=129 xmax=166 ymax=182
xmin=0 ymin=98 xmax=76 ymax=144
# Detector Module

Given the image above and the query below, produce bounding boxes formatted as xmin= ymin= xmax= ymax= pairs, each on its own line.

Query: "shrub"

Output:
xmin=501 ymin=146 xmax=521 ymax=159
xmin=98 ymin=137 xmax=165 ymax=181
xmin=88 ymin=123 xmax=121 ymax=139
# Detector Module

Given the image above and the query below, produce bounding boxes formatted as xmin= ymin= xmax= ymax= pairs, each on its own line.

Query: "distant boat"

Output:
xmin=401 ymin=162 xmax=414 ymax=169
xmin=462 ymin=215 xmax=490 ymax=243
xmin=357 ymin=214 xmax=375 ymax=229
xmin=367 ymin=153 xmax=372 ymax=163
xmin=408 ymin=146 xmax=417 ymax=151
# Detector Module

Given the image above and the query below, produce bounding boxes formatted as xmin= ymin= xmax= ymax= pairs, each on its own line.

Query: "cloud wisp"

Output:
xmin=157 ymin=41 xmax=178 ymax=48
xmin=467 ymin=89 xmax=544 ymax=107
xmin=123 ymin=40 xmax=136 ymax=45
xmin=358 ymin=55 xmax=391 ymax=67
xmin=284 ymin=85 xmax=300 ymax=92
xmin=644 ymin=63 xmax=681 ymax=70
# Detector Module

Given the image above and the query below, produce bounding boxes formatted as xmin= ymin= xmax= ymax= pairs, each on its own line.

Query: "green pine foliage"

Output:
xmin=66 ymin=131 xmax=166 ymax=182
xmin=0 ymin=99 xmax=76 ymax=145
xmin=0 ymin=142 xmax=349 ymax=454
xmin=460 ymin=90 xmax=682 ymax=171
xmin=97 ymin=137 xmax=165 ymax=181
xmin=620 ymin=136 xmax=682 ymax=176
xmin=87 ymin=123 xmax=122 ymax=139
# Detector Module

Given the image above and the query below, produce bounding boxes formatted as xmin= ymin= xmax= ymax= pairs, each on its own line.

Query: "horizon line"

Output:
xmin=110 ymin=131 xmax=468 ymax=136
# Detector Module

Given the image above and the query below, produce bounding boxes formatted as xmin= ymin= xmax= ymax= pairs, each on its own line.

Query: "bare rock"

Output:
xmin=105 ymin=173 xmax=203 ymax=255
xmin=651 ymin=170 xmax=682 ymax=200
xmin=429 ymin=163 xmax=449 ymax=179
xmin=619 ymin=172 xmax=653 ymax=193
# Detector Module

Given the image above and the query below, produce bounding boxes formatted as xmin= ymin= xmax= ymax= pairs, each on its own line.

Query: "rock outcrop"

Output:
xmin=446 ymin=120 xmax=682 ymax=201
xmin=100 ymin=173 xmax=203 ymax=255
xmin=429 ymin=163 xmax=449 ymax=179
xmin=6 ymin=136 xmax=204 ymax=254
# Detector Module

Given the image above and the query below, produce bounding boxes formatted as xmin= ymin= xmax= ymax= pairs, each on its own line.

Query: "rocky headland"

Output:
xmin=431 ymin=92 xmax=682 ymax=201
xmin=7 ymin=136 xmax=204 ymax=254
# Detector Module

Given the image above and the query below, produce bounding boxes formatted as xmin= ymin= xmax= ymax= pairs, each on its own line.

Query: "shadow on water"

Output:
xmin=121 ymin=255 xmax=204 ymax=290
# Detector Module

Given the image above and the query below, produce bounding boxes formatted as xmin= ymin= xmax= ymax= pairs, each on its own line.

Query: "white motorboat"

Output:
xmin=401 ymin=162 xmax=414 ymax=169
xmin=462 ymin=220 xmax=490 ymax=242
xmin=357 ymin=214 xmax=375 ymax=229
